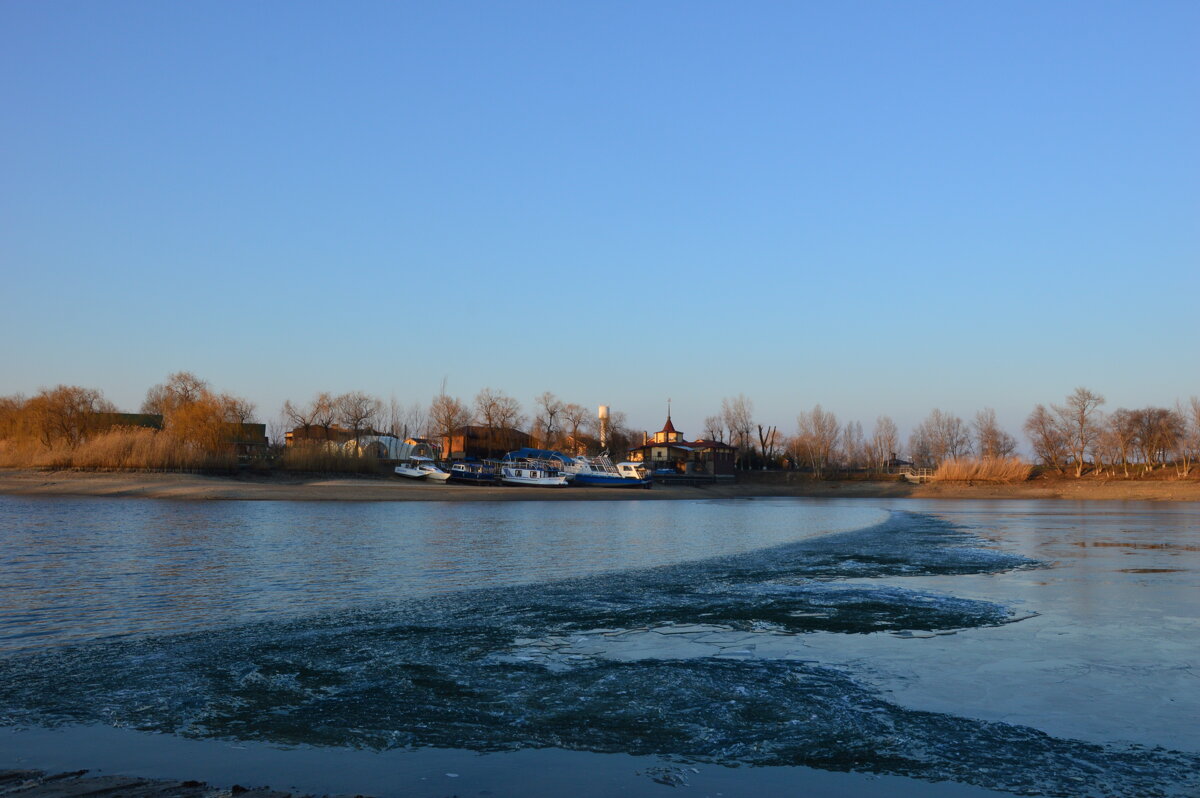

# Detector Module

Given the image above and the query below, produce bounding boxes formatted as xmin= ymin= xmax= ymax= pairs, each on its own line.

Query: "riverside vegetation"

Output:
xmin=2 ymin=374 xmax=1198 ymax=484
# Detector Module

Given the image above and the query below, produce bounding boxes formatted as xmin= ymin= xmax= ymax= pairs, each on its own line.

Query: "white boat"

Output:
xmin=499 ymin=451 xmax=568 ymax=486
xmin=395 ymin=456 xmax=450 ymax=482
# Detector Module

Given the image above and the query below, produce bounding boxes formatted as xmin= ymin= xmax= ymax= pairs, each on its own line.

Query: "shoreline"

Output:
xmin=2 ymin=468 xmax=1198 ymax=502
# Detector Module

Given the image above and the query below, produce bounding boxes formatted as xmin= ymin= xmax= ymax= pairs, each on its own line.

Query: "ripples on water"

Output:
xmin=0 ymin=497 xmax=886 ymax=652
xmin=1 ymin=496 xmax=1198 ymax=797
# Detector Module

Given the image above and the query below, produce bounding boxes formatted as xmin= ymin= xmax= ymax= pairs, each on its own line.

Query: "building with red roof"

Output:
xmin=627 ymin=410 xmax=736 ymax=477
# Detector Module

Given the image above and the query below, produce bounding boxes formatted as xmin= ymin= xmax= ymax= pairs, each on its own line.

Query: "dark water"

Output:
xmin=1 ymin=496 xmax=1198 ymax=797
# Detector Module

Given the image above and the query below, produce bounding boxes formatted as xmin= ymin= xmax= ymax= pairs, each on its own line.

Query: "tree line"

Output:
xmin=2 ymin=375 xmax=1198 ymax=478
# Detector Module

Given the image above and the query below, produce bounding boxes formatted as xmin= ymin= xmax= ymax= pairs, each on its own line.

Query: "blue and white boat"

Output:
xmin=566 ymin=455 xmax=652 ymax=488
xmin=449 ymin=461 xmax=499 ymax=485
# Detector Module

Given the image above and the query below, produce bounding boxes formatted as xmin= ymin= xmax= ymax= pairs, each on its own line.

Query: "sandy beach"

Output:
xmin=1 ymin=468 xmax=1197 ymax=502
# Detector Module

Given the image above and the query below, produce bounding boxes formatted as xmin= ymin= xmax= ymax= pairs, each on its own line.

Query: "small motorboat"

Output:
xmin=395 ymin=456 xmax=450 ymax=482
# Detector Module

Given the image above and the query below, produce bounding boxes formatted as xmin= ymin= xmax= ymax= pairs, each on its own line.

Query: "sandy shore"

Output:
xmin=1 ymin=468 xmax=1198 ymax=502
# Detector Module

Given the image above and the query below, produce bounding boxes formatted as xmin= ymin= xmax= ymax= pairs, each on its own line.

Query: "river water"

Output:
xmin=0 ymin=496 xmax=1197 ymax=797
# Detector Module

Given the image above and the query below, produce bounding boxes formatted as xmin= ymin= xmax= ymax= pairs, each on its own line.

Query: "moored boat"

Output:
xmin=395 ymin=456 xmax=450 ymax=482
xmin=449 ymin=461 xmax=499 ymax=485
xmin=499 ymin=450 xmax=569 ymax=486
xmin=567 ymin=454 xmax=652 ymax=488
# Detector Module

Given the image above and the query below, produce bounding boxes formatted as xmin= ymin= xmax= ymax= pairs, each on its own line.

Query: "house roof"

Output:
xmin=660 ymin=415 xmax=677 ymax=434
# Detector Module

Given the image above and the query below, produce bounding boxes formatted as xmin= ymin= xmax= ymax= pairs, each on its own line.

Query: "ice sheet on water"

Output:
xmin=1 ymin=511 xmax=1196 ymax=797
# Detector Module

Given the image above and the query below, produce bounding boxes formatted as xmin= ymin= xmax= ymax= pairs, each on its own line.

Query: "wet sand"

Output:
xmin=1 ymin=468 xmax=1197 ymax=502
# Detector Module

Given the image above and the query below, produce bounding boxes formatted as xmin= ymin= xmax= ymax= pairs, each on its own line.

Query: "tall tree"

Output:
xmin=869 ymin=415 xmax=899 ymax=470
xmin=561 ymin=403 xmax=589 ymax=452
xmin=1054 ymin=387 xmax=1105 ymax=477
xmin=703 ymin=415 xmax=726 ymax=442
xmin=336 ymin=392 xmax=383 ymax=446
xmin=533 ymin=391 xmax=565 ymax=450
xmin=1024 ymin=404 xmax=1069 ymax=472
xmin=429 ymin=393 xmax=472 ymax=459
xmin=25 ymin=385 xmax=115 ymax=447
xmin=973 ymin=408 xmax=1017 ymax=459
xmin=474 ymin=388 xmax=525 ymax=457
xmin=795 ymin=404 xmax=840 ymax=477
xmin=910 ymin=409 xmax=972 ymax=466
xmin=721 ymin=395 xmax=754 ymax=469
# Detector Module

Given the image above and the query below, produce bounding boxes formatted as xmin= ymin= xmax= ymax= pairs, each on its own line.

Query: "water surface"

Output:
xmin=1 ymin=496 xmax=1197 ymax=797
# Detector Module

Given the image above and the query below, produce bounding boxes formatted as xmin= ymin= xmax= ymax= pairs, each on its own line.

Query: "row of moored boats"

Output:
xmin=394 ymin=448 xmax=652 ymax=488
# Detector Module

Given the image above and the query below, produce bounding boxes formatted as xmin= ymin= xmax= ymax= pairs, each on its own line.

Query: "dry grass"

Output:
xmin=278 ymin=444 xmax=381 ymax=474
xmin=935 ymin=457 xmax=1033 ymax=483
xmin=0 ymin=428 xmax=238 ymax=471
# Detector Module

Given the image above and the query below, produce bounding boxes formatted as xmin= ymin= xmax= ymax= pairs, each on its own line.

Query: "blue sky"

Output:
xmin=2 ymin=1 xmax=1197 ymax=441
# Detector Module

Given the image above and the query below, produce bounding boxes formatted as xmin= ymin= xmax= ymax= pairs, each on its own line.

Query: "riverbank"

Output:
xmin=2 ymin=468 xmax=1198 ymax=501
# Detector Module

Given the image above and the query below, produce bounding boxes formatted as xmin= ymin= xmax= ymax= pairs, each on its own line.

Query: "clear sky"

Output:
xmin=2 ymin=1 xmax=1197 ymax=441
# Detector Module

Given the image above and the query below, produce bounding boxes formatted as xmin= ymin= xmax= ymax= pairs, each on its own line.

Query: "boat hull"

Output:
xmin=571 ymin=473 xmax=652 ymax=488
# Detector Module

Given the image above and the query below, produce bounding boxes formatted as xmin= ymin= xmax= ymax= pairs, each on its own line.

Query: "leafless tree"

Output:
xmin=703 ymin=415 xmax=726 ymax=442
xmin=429 ymin=392 xmax=472 ymax=459
xmin=533 ymin=391 xmax=565 ymax=449
xmin=220 ymin=394 xmax=257 ymax=425
xmin=840 ymin=421 xmax=867 ymax=470
xmin=1180 ymin=398 xmax=1200 ymax=477
xmin=561 ymin=403 xmax=589 ymax=451
xmin=756 ymin=423 xmax=780 ymax=464
xmin=910 ymin=409 xmax=972 ymax=466
xmin=795 ymin=404 xmax=840 ymax=478
xmin=282 ymin=396 xmax=322 ymax=441
xmin=1104 ymin=409 xmax=1139 ymax=477
xmin=1053 ymin=387 xmax=1105 ymax=477
xmin=869 ymin=415 xmax=899 ymax=471
xmin=721 ymin=395 xmax=754 ymax=469
xmin=1024 ymin=404 xmax=1069 ymax=472
xmin=973 ymin=408 xmax=1017 ymax=459
xmin=474 ymin=388 xmax=525 ymax=457
xmin=336 ymin=391 xmax=383 ymax=445
xmin=1129 ymin=407 xmax=1184 ymax=471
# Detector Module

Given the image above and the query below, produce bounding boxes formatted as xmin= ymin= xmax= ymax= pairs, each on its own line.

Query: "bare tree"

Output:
xmin=533 ymin=391 xmax=565 ymax=450
xmin=429 ymin=393 xmax=472 ymax=459
xmin=336 ymin=392 xmax=383 ymax=446
xmin=475 ymin=388 xmax=525 ymax=457
xmin=1024 ymin=404 xmax=1069 ymax=472
xmin=1181 ymin=397 xmax=1200 ymax=477
xmin=1105 ymin=409 xmax=1138 ymax=477
xmin=1130 ymin=407 xmax=1184 ymax=471
xmin=721 ymin=395 xmax=754 ymax=469
xmin=910 ymin=409 xmax=972 ymax=466
xmin=703 ymin=415 xmax=726 ymax=442
xmin=869 ymin=415 xmax=899 ymax=471
xmin=796 ymin=404 xmax=840 ymax=477
xmin=840 ymin=420 xmax=867 ymax=470
xmin=1054 ymin=387 xmax=1105 ymax=477
xmin=756 ymin=423 xmax=779 ymax=465
xmin=973 ymin=408 xmax=1017 ymax=459
xmin=561 ymin=403 xmax=589 ymax=452
xmin=220 ymin=394 xmax=257 ymax=425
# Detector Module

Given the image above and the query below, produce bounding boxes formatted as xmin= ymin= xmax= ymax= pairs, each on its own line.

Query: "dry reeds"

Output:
xmin=0 ymin=427 xmax=238 ymax=471
xmin=935 ymin=457 xmax=1032 ymax=483
xmin=279 ymin=443 xmax=380 ymax=474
